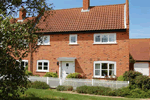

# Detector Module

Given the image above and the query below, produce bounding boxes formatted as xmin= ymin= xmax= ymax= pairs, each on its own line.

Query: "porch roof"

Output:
xmin=57 ymin=57 xmax=76 ymax=61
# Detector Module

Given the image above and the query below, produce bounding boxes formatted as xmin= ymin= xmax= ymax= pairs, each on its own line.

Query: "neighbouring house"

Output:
xmin=15 ymin=0 xmax=130 ymax=79
xmin=129 ymin=38 xmax=150 ymax=77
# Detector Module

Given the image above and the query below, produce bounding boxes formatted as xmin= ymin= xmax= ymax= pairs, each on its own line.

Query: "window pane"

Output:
xmin=95 ymin=70 xmax=100 ymax=75
xmin=95 ymin=64 xmax=100 ymax=69
xmin=109 ymin=34 xmax=115 ymax=42
xmin=38 ymin=62 xmax=42 ymax=70
xmin=44 ymin=67 xmax=48 ymax=70
xmin=102 ymin=63 xmax=107 ymax=69
xmin=38 ymin=66 xmax=42 ymax=70
xmin=102 ymin=70 xmax=108 ymax=76
xmin=21 ymin=62 xmax=24 ymax=67
xmin=95 ymin=35 xmax=100 ymax=42
xmin=44 ymin=36 xmax=49 ymax=44
xmin=109 ymin=70 xmax=114 ymax=76
xmin=109 ymin=64 xmax=114 ymax=69
xmin=44 ymin=62 xmax=48 ymax=67
xmin=102 ymin=35 xmax=108 ymax=42
xmin=71 ymin=36 xmax=76 ymax=43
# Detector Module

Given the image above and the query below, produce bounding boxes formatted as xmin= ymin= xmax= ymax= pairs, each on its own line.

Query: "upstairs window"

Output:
xmin=37 ymin=60 xmax=49 ymax=72
xmin=38 ymin=35 xmax=50 ymax=45
xmin=94 ymin=33 xmax=116 ymax=44
xmin=69 ymin=34 xmax=77 ymax=44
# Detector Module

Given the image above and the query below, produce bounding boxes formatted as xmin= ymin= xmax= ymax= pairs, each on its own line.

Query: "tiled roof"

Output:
xmin=36 ymin=4 xmax=125 ymax=33
xmin=130 ymin=39 xmax=150 ymax=61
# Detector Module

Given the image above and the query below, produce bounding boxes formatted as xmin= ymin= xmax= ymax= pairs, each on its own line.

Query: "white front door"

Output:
xmin=134 ymin=62 xmax=149 ymax=76
xmin=62 ymin=61 xmax=75 ymax=79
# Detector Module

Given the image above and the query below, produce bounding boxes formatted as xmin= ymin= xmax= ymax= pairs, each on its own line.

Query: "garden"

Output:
xmin=19 ymin=70 xmax=150 ymax=99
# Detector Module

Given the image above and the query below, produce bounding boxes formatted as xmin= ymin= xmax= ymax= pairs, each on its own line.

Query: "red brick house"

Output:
xmin=17 ymin=0 xmax=130 ymax=79
xmin=130 ymin=38 xmax=150 ymax=77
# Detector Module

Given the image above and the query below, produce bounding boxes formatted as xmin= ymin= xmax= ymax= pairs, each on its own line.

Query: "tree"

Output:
xmin=0 ymin=0 xmax=53 ymax=99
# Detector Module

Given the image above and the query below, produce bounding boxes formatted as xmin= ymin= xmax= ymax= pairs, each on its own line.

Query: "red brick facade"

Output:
xmin=23 ymin=31 xmax=129 ymax=79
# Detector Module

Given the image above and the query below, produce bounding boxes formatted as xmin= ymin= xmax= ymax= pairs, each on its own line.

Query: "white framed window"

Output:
xmin=16 ymin=60 xmax=28 ymax=68
xmin=94 ymin=33 xmax=116 ymax=44
xmin=93 ymin=61 xmax=116 ymax=78
xmin=38 ymin=35 xmax=50 ymax=45
xmin=36 ymin=60 xmax=49 ymax=72
xmin=69 ymin=34 xmax=77 ymax=44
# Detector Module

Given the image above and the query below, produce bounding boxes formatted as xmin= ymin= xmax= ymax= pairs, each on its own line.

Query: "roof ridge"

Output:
xmin=51 ymin=3 xmax=125 ymax=11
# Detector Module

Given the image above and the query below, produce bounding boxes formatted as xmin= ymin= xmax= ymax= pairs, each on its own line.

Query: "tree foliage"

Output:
xmin=0 ymin=0 xmax=53 ymax=99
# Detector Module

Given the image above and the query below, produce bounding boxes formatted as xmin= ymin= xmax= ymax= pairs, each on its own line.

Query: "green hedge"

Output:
xmin=76 ymin=86 xmax=112 ymax=95
xmin=30 ymin=81 xmax=50 ymax=89
xmin=117 ymin=75 xmax=124 ymax=81
xmin=66 ymin=72 xmax=82 ymax=78
xmin=56 ymin=85 xmax=73 ymax=91
xmin=44 ymin=72 xmax=58 ymax=77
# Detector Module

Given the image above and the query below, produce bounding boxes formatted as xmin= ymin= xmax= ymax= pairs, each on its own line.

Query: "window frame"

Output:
xmin=16 ymin=60 xmax=28 ymax=68
xmin=93 ymin=61 xmax=116 ymax=78
xmin=93 ymin=33 xmax=116 ymax=44
xmin=69 ymin=34 xmax=78 ymax=44
xmin=38 ymin=35 xmax=50 ymax=45
xmin=36 ymin=60 xmax=49 ymax=72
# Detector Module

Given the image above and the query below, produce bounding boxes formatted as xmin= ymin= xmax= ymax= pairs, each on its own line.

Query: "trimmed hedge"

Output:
xmin=66 ymin=73 xmax=82 ymax=78
xmin=76 ymin=86 xmax=112 ymax=95
xmin=44 ymin=72 xmax=58 ymax=78
xmin=56 ymin=85 xmax=73 ymax=91
xmin=30 ymin=81 xmax=50 ymax=89
xmin=117 ymin=75 xmax=124 ymax=81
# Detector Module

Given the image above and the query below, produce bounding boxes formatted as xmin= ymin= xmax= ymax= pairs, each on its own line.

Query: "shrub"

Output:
xmin=44 ymin=72 xmax=58 ymax=77
xmin=76 ymin=86 xmax=111 ymax=95
xmin=117 ymin=75 xmax=124 ymax=81
xmin=134 ymin=75 xmax=150 ymax=90
xmin=123 ymin=70 xmax=142 ymax=82
xmin=56 ymin=85 xmax=73 ymax=91
xmin=25 ymin=66 xmax=33 ymax=76
xmin=116 ymin=87 xmax=131 ymax=97
xmin=31 ymin=81 xmax=50 ymax=89
xmin=66 ymin=72 xmax=82 ymax=78
xmin=128 ymin=88 xmax=150 ymax=98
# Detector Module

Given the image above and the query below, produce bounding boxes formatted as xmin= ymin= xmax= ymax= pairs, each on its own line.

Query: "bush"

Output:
xmin=76 ymin=86 xmax=112 ymax=95
xmin=25 ymin=66 xmax=33 ymax=76
xmin=123 ymin=70 xmax=142 ymax=82
xmin=66 ymin=72 xmax=82 ymax=78
xmin=44 ymin=72 xmax=58 ymax=77
xmin=31 ymin=81 xmax=50 ymax=89
xmin=56 ymin=85 xmax=73 ymax=91
xmin=134 ymin=75 xmax=150 ymax=90
xmin=117 ymin=75 xmax=124 ymax=81
xmin=128 ymin=88 xmax=150 ymax=98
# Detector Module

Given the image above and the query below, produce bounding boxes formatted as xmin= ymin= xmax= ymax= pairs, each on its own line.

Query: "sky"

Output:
xmin=45 ymin=0 xmax=150 ymax=39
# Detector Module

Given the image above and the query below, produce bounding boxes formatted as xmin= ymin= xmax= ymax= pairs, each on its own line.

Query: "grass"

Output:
xmin=19 ymin=88 xmax=139 ymax=100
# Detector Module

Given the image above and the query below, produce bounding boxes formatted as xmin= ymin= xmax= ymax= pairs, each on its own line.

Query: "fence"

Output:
xmin=28 ymin=76 xmax=129 ymax=89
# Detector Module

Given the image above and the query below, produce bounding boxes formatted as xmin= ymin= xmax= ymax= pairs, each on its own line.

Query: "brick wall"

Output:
xmin=26 ymin=31 xmax=129 ymax=79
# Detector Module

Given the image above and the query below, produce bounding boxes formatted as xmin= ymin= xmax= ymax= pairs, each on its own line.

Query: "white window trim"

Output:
xmin=36 ymin=60 xmax=49 ymax=72
xmin=69 ymin=34 xmax=78 ymax=44
xmin=93 ymin=61 xmax=116 ymax=78
xmin=16 ymin=60 xmax=28 ymax=67
xmin=38 ymin=35 xmax=50 ymax=45
xmin=93 ymin=33 xmax=117 ymax=44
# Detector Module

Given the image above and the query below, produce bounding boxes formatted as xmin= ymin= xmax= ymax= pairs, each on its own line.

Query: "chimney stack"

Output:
xmin=83 ymin=0 xmax=90 ymax=10
xmin=19 ymin=6 xmax=26 ymax=20
xmin=126 ymin=0 xmax=129 ymax=28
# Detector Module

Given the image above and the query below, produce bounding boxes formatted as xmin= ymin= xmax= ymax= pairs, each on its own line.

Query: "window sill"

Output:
xmin=69 ymin=43 xmax=79 ymax=45
xmin=37 ymin=44 xmax=51 ymax=46
xmin=93 ymin=42 xmax=117 ymax=45
xmin=93 ymin=76 xmax=116 ymax=78
xmin=36 ymin=70 xmax=49 ymax=72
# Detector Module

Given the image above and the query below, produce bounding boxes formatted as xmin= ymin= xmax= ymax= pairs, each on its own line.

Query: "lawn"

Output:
xmin=19 ymin=88 xmax=139 ymax=100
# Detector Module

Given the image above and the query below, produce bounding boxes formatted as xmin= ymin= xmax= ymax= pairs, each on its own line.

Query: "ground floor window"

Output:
xmin=94 ymin=61 xmax=116 ymax=78
xmin=16 ymin=60 xmax=28 ymax=68
xmin=37 ymin=60 xmax=49 ymax=72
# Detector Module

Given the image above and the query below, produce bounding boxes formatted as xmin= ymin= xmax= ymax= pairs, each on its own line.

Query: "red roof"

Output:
xmin=130 ymin=39 xmax=150 ymax=61
xmin=36 ymin=4 xmax=126 ymax=33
